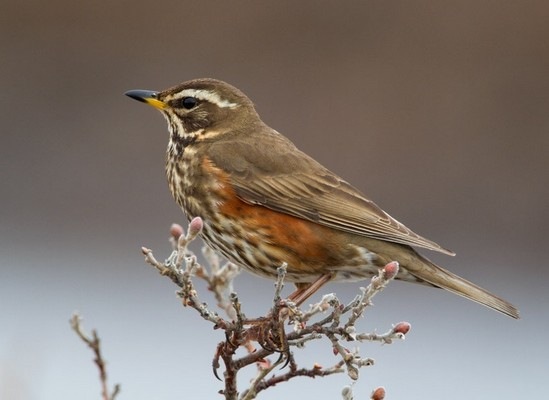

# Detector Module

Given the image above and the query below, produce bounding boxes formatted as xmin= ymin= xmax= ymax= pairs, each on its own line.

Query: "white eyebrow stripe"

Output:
xmin=175 ymin=89 xmax=239 ymax=109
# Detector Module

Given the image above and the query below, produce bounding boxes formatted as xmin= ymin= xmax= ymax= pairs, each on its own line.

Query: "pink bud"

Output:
xmin=382 ymin=261 xmax=399 ymax=280
xmin=170 ymin=223 xmax=184 ymax=239
xmin=393 ymin=321 xmax=411 ymax=335
xmin=371 ymin=387 xmax=386 ymax=400
xmin=189 ymin=217 xmax=204 ymax=236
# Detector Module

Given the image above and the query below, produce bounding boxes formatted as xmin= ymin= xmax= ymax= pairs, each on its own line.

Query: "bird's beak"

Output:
xmin=125 ymin=89 xmax=166 ymax=110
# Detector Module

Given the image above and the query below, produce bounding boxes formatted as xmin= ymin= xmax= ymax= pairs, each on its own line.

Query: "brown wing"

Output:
xmin=207 ymin=130 xmax=455 ymax=256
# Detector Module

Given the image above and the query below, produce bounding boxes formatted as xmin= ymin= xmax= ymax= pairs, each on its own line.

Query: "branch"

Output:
xmin=142 ymin=218 xmax=411 ymax=398
xmin=70 ymin=314 xmax=120 ymax=400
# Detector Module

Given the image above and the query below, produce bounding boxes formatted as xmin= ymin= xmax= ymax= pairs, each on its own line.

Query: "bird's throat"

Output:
xmin=169 ymin=131 xmax=198 ymax=155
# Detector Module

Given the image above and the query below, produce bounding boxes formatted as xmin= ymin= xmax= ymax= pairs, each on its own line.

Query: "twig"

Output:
xmin=142 ymin=218 xmax=410 ymax=398
xmin=242 ymin=355 xmax=346 ymax=399
xmin=70 ymin=314 xmax=120 ymax=400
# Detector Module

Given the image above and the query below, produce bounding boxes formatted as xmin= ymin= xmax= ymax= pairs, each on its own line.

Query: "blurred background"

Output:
xmin=1 ymin=1 xmax=548 ymax=399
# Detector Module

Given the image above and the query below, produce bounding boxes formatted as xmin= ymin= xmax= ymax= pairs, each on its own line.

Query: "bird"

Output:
xmin=125 ymin=78 xmax=519 ymax=319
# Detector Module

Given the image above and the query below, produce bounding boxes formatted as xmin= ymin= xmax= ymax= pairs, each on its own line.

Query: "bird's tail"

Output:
xmin=401 ymin=249 xmax=519 ymax=319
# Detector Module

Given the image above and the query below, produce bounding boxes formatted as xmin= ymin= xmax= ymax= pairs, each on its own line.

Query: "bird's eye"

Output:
xmin=181 ymin=97 xmax=198 ymax=110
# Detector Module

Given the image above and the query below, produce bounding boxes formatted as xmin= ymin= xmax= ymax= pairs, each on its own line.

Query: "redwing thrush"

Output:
xmin=126 ymin=78 xmax=519 ymax=319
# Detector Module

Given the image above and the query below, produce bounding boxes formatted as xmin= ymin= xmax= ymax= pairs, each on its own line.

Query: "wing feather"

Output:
xmin=208 ymin=131 xmax=455 ymax=256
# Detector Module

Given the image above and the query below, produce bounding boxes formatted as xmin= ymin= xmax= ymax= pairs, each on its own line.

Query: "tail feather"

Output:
xmin=403 ymin=251 xmax=520 ymax=319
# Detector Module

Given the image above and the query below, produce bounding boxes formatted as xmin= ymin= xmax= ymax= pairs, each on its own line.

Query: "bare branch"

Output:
xmin=70 ymin=314 xmax=120 ymax=400
xmin=142 ymin=219 xmax=410 ymax=398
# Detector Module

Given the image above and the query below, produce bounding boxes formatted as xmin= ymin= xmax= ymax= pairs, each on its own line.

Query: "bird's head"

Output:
xmin=125 ymin=78 xmax=260 ymax=151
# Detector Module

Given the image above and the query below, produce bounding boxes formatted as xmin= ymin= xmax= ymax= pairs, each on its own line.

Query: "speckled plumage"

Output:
xmin=126 ymin=78 xmax=519 ymax=319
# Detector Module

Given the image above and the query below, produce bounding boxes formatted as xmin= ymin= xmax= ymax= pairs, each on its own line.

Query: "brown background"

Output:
xmin=1 ymin=1 xmax=548 ymax=399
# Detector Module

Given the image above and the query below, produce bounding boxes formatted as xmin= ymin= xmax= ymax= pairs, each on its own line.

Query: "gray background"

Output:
xmin=1 ymin=1 xmax=548 ymax=399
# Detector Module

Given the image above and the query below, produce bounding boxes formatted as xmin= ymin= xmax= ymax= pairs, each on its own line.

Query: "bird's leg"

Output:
xmin=239 ymin=274 xmax=333 ymax=353
xmin=288 ymin=273 xmax=334 ymax=306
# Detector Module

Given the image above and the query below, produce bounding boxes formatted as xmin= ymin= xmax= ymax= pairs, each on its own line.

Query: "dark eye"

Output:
xmin=181 ymin=96 xmax=198 ymax=109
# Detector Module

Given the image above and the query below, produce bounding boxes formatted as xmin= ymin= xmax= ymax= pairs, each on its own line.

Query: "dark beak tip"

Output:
xmin=124 ymin=89 xmax=158 ymax=102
